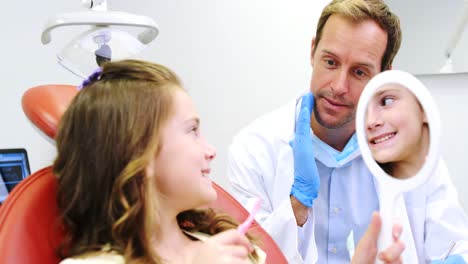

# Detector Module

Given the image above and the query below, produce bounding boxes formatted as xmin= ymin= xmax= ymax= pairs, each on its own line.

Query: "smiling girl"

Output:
xmin=366 ymin=83 xmax=429 ymax=179
xmin=54 ymin=60 xmax=263 ymax=264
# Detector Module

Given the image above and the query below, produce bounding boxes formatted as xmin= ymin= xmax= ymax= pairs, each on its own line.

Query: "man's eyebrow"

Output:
xmin=356 ymin=62 xmax=376 ymax=70
xmin=321 ymin=49 xmax=337 ymax=57
xmin=321 ymin=49 xmax=376 ymax=70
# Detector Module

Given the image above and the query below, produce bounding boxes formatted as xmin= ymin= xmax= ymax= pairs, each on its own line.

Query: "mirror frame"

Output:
xmin=356 ymin=70 xmax=441 ymax=191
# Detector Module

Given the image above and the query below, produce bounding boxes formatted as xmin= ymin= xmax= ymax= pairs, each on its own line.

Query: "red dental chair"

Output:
xmin=0 ymin=84 xmax=287 ymax=263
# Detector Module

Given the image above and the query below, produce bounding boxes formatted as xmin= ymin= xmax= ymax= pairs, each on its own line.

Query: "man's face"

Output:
xmin=310 ymin=14 xmax=388 ymax=130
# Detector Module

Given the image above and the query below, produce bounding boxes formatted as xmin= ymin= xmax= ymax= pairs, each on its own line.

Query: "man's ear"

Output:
xmin=311 ymin=37 xmax=317 ymax=67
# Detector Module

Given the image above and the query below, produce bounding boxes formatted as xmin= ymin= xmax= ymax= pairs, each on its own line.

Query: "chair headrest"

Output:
xmin=22 ymin=85 xmax=78 ymax=139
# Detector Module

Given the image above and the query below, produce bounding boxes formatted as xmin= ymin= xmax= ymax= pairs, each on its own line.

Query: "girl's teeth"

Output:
xmin=374 ymin=133 xmax=395 ymax=144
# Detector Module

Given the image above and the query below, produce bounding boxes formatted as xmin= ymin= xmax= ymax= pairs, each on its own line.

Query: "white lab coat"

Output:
xmin=227 ymin=95 xmax=468 ymax=263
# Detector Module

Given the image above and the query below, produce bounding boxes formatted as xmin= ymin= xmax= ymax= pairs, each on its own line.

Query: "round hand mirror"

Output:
xmin=356 ymin=70 xmax=441 ymax=263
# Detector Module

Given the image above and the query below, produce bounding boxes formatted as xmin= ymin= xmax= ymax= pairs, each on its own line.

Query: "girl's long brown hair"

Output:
xmin=54 ymin=60 xmax=256 ymax=263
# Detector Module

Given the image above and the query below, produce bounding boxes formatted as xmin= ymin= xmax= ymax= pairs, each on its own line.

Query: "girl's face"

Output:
xmin=365 ymin=84 xmax=428 ymax=167
xmin=149 ymin=89 xmax=217 ymax=212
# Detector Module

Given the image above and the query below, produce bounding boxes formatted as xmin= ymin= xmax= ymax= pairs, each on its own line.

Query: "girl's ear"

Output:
xmin=422 ymin=109 xmax=428 ymax=124
xmin=145 ymin=154 xmax=156 ymax=179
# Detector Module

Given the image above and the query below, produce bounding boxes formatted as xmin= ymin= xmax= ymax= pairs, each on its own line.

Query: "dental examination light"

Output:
xmin=41 ymin=0 xmax=159 ymax=78
xmin=440 ymin=0 xmax=468 ymax=73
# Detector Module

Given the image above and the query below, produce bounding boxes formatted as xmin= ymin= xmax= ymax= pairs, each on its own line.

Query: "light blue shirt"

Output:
xmin=299 ymin=134 xmax=379 ymax=263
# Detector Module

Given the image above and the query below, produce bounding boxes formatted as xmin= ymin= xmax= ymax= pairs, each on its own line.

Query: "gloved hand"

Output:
xmin=290 ymin=92 xmax=320 ymax=208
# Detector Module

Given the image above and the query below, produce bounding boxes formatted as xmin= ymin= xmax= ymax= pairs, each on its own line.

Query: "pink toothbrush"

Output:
xmin=237 ymin=198 xmax=262 ymax=234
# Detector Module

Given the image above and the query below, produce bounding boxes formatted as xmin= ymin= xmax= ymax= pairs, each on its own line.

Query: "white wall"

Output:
xmin=1 ymin=0 xmax=468 ymax=212
xmin=0 ymin=1 xmax=82 ymax=171
xmin=420 ymin=73 xmax=468 ymax=211
xmin=386 ymin=0 xmax=468 ymax=74
xmin=0 ymin=0 xmax=327 ymax=184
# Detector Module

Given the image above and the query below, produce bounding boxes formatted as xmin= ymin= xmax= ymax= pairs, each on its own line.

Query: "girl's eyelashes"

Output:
xmin=190 ymin=125 xmax=200 ymax=136
xmin=380 ymin=95 xmax=395 ymax=106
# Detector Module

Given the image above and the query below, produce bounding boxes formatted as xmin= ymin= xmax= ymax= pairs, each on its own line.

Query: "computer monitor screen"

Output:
xmin=0 ymin=148 xmax=31 ymax=203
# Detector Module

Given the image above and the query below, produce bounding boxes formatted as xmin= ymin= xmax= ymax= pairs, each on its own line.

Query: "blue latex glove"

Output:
xmin=290 ymin=92 xmax=320 ymax=208
xmin=431 ymin=255 xmax=467 ymax=264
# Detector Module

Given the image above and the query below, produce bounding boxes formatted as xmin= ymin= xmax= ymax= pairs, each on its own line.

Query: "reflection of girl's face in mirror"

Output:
xmin=365 ymin=84 xmax=429 ymax=179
